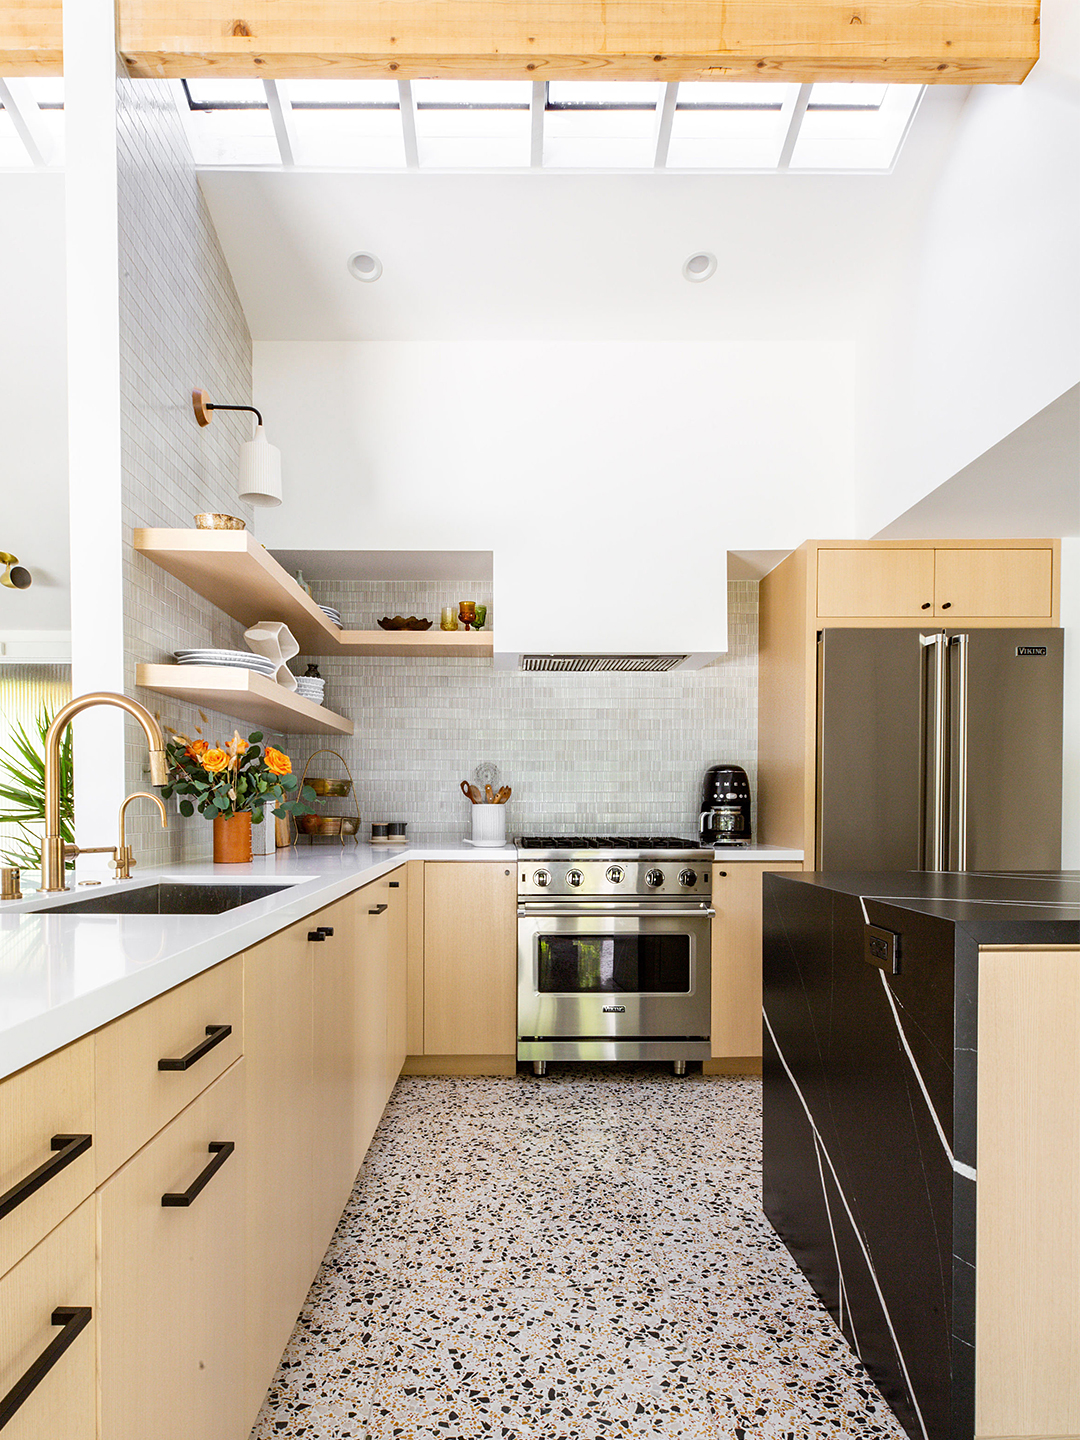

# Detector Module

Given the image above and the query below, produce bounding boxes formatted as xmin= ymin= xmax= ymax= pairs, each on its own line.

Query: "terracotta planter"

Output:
xmin=213 ymin=812 xmax=252 ymax=864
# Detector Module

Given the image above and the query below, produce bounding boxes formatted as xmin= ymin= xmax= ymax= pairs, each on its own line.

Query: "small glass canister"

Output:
xmin=440 ymin=606 xmax=459 ymax=631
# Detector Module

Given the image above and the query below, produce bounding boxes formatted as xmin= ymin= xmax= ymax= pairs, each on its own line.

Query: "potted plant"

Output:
xmin=163 ymin=729 xmax=316 ymax=863
xmin=0 ymin=708 xmax=75 ymax=876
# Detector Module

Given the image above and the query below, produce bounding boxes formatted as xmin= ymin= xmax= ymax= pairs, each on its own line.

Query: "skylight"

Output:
xmin=0 ymin=76 xmax=924 ymax=173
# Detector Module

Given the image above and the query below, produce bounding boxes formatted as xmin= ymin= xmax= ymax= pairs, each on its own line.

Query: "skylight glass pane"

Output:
xmin=185 ymin=79 xmax=267 ymax=108
xmin=676 ymin=81 xmax=789 ymax=109
xmin=412 ymin=80 xmax=530 ymax=107
xmin=287 ymin=80 xmax=399 ymax=107
xmin=668 ymin=84 xmax=796 ymax=168
xmin=289 ymin=107 xmax=406 ymax=168
xmin=183 ymin=105 xmax=279 ymax=165
xmin=415 ymin=100 xmax=529 ymax=168
xmin=544 ymin=103 xmax=659 ymax=168
xmin=547 ymin=81 xmax=662 ymax=108
xmin=0 ymin=108 xmax=33 ymax=168
xmin=789 ymin=84 xmax=922 ymax=170
xmin=808 ymin=82 xmax=887 ymax=110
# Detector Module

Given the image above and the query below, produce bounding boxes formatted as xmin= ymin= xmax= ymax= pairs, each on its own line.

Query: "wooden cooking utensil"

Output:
xmin=495 ymin=786 xmax=512 ymax=804
xmin=484 ymin=784 xmax=495 ymax=804
xmin=460 ymin=780 xmax=482 ymax=804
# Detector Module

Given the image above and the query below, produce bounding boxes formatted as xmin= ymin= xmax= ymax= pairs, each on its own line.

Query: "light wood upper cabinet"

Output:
xmin=0 ymin=1198 xmax=96 ymax=1440
xmin=817 ymin=548 xmax=935 ymax=618
xmin=424 ymin=862 xmax=517 ymax=1056
xmin=933 ymin=547 xmax=1053 ymax=618
xmin=711 ymin=862 xmax=802 ymax=1059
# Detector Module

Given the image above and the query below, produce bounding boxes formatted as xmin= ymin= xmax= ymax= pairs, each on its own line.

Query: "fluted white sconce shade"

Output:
xmin=238 ymin=426 xmax=282 ymax=507
xmin=192 ymin=388 xmax=282 ymax=508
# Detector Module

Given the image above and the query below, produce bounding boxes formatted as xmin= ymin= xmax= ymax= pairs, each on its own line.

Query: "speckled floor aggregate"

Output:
xmin=250 ymin=1068 xmax=906 ymax=1440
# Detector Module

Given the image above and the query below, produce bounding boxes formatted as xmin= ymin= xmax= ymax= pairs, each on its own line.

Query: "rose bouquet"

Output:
xmin=163 ymin=732 xmax=317 ymax=863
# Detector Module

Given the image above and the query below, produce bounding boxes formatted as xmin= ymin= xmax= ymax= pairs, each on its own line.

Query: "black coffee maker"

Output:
xmin=699 ymin=765 xmax=752 ymax=847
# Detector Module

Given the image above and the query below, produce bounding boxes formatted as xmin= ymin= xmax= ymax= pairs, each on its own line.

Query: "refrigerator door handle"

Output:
xmin=950 ymin=633 xmax=970 ymax=871
xmin=920 ymin=633 xmax=949 ymax=871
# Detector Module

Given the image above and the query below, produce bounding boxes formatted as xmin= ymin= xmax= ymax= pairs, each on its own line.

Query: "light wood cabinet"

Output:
xmin=242 ymin=918 xmax=314 ymax=1415
xmin=934 ymin=546 xmax=1053 ymax=618
xmin=98 ymin=1061 xmax=246 ymax=1440
xmin=0 ymin=1198 xmax=96 ymax=1440
xmin=384 ymin=875 xmax=409 ymax=1090
xmin=817 ymin=548 xmax=934 ymax=618
xmin=94 ymin=953 xmax=243 ymax=1183
xmin=354 ymin=886 xmax=390 ymax=1166
xmin=0 ymin=1037 xmax=95 ymax=1281
xmin=710 ymin=862 xmax=802 ymax=1060
xmin=311 ymin=899 xmax=360 ymax=1258
xmin=423 ymin=862 xmax=517 ymax=1057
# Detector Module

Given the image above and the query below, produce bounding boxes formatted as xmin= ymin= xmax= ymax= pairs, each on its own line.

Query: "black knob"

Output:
xmin=605 ymin=865 xmax=625 ymax=884
xmin=921 ymin=602 xmax=931 ymax=610
xmin=566 ymin=869 xmax=584 ymax=887
xmin=533 ymin=869 xmax=551 ymax=888
xmin=644 ymin=868 xmax=664 ymax=888
xmin=941 ymin=602 xmax=952 ymax=610
xmin=678 ymin=869 xmax=697 ymax=887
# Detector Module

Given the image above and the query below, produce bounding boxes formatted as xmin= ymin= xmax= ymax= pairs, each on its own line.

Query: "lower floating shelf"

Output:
xmin=136 ymin=665 xmax=354 ymax=737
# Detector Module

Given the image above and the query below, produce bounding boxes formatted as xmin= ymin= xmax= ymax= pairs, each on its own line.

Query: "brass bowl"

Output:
xmin=194 ymin=512 xmax=246 ymax=530
xmin=299 ymin=813 xmax=360 ymax=837
xmin=308 ymin=777 xmax=352 ymax=798
xmin=378 ymin=616 xmax=433 ymax=631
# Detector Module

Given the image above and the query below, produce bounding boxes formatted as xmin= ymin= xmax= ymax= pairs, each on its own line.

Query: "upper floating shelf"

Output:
xmin=133 ymin=530 xmax=494 ymax=658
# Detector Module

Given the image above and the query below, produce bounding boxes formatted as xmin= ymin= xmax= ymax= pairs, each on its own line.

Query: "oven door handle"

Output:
xmin=518 ymin=906 xmax=716 ymax=919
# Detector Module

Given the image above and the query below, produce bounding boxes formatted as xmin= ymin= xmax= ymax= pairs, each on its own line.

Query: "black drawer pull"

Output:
xmin=0 ymin=1134 xmax=92 ymax=1221
xmin=0 ymin=1305 xmax=92 ymax=1429
xmin=317 ymin=926 xmax=334 ymax=937
xmin=161 ymin=1141 xmax=235 ymax=1208
xmin=388 ymin=881 xmax=400 ymax=888
xmin=369 ymin=903 xmax=388 ymax=915
xmin=158 ymin=1024 xmax=232 ymax=1072
xmin=308 ymin=930 xmax=326 ymax=941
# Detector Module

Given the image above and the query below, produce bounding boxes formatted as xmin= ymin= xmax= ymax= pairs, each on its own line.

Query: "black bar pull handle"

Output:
xmin=316 ymin=926 xmax=334 ymax=937
xmin=369 ymin=903 xmax=388 ymax=915
xmin=308 ymin=930 xmax=326 ymax=941
xmin=0 ymin=1134 xmax=92 ymax=1221
xmin=388 ymin=881 xmax=400 ymax=888
xmin=158 ymin=1023 xmax=232 ymax=1072
xmin=0 ymin=1305 xmax=92 ymax=1429
xmin=161 ymin=1141 xmax=235 ymax=1208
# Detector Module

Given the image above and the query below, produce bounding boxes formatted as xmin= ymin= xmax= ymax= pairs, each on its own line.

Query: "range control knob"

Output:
xmin=644 ymin=868 xmax=665 ymax=889
xmin=533 ymin=868 xmax=551 ymax=888
xmin=566 ymin=868 xmax=585 ymax=888
xmin=605 ymin=864 xmax=625 ymax=884
xmin=678 ymin=869 xmax=698 ymax=888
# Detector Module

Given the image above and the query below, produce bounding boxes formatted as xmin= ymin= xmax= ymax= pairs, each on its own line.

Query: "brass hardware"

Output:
xmin=42 ymin=694 xmax=168 ymax=892
xmin=0 ymin=551 xmax=32 ymax=589
xmin=114 ymin=792 xmax=168 ymax=880
xmin=1 ymin=867 xmax=21 ymax=900
xmin=292 ymin=749 xmax=360 ymax=848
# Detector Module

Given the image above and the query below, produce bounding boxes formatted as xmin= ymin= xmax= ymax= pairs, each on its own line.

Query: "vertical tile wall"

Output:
xmin=290 ymin=580 xmax=758 ymax=843
xmin=115 ymin=79 xmax=255 ymax=863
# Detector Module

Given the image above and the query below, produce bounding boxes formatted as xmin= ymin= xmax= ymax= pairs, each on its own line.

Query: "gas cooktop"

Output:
xmin=517 ymin=835 xmax=702 ymax=850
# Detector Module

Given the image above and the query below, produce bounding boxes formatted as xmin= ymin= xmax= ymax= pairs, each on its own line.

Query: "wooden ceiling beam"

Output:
xmin=1 ymin=1 xmax=1040 ymax=86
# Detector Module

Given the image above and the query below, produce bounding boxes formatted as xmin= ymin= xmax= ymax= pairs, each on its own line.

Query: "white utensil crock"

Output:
xmin=471 ymin=805 xmax=506 ymax=847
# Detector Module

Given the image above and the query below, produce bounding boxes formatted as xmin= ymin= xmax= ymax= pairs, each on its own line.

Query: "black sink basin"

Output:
xmin=36 ymin=882 xmax=295 ymax=916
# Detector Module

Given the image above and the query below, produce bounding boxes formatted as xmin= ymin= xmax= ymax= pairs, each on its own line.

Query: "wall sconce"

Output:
xmin=0 ymin=552 xmax=32 ymax=589
xmin=192 ymin=389 xmax=282 ymax=508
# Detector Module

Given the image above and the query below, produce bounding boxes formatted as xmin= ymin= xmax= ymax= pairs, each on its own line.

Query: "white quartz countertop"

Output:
xmin=0 ymin=840 xmax=801 ymax=1081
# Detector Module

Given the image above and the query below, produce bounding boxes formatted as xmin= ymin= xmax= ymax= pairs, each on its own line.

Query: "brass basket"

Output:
xmin=291 ymin=749 xmax=360 ymax=847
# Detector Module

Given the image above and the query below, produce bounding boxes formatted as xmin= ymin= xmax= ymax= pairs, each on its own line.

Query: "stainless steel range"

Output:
xmin=516 ymin=837 xmax=714 ymax=1075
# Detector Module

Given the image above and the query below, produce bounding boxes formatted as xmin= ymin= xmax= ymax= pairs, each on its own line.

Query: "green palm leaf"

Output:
xmin=0 ymin=709 xmax=74 ymax=870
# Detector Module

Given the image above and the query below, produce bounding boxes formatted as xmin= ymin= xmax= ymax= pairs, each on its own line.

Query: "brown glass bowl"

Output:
xmin=378 ymin=616 xmax=433 ymax=631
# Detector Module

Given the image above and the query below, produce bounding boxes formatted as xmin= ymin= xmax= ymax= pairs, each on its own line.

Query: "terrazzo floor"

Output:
xmin=250 ymin=1067 xmax=907 ymax=1440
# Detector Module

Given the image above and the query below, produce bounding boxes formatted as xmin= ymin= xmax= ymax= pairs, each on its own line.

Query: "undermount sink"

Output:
xmin=33 ymin=882 xmax=295 ymax=916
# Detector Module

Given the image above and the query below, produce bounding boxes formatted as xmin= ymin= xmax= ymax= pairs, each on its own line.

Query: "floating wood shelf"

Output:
xmin=136 ymin=665 xmax=354 ymax=737
xmin=133 ymin=529 xmax=493 ymax=657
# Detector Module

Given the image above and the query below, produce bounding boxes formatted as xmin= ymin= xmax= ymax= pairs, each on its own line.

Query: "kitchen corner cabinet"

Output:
xmin=422 ymin=862 xmax=517 ymax=1058
xmin=710 ymin=862 xmax=802 ymax=1061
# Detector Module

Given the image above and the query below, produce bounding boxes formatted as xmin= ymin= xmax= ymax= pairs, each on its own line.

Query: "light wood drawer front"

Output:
xmin=99 ymin=1061 xmax=246 ymax=1440
xmin=0 ymin=1037 xmax=95 ymax=1280
xmin=934 ymin=547 xmax=1053 ymax=618
xmin=0 ymin=1198 xmax=96 ymax=1440
xmin=816 ymin=548 xmax=935 ymax=618
xmin=95 ymin=954 xmax=243 ymax=1182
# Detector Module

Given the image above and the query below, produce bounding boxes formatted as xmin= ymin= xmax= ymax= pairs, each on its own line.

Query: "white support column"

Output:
xmin=653 ymin=83 xmax=678 ymax=169
xmin=63 ymin=0 xmax=128 ymax=862
xmin=777 ymin=83 xmax=812 ymax=169
xmin=0 ymin=78 xmax=53 ymax=166
xmin=529 ymin=81 xmax=545 ymax=168
xmin=263 ymin=79 xmax=297 ymax=166
xmin=398 ymin=79 xmax=419 ymax=169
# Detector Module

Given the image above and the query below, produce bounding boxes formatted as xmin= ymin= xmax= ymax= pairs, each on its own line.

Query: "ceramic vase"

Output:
xmin=213 ymin=812 xmax=252 ymax=864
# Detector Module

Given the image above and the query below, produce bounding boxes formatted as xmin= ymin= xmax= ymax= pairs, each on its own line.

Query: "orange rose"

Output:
xmin=186 ymin=739 xmax=209 ymax=759
xmin=264 ymin=747 xmax=291 ymax=776
xmin=202 ymin=748 xmax=229 ymax=773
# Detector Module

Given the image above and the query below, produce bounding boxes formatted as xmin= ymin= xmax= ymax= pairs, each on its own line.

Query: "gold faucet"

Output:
xmin=42 ymin=693 xmax=169 ymax=892
xmin=113 ymin=791 xmax=168 ymax=880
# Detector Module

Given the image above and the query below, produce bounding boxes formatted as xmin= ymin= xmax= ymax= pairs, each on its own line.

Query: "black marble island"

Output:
xmin=762 ymin=871 xmax=1080 ymax=1440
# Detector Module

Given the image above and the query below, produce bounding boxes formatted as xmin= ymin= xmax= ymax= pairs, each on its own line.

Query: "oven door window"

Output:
xmin=537 ymin=934 xmax=691 ymax=994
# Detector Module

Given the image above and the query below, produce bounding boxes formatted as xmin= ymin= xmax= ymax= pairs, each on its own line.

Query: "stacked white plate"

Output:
xmin=318 ymin=604 xmax=343 ymax=629
xmin=175 ymin=648 xmax=277 ymax=678
xmin=295 ymin=677 xmax=326 ymax=705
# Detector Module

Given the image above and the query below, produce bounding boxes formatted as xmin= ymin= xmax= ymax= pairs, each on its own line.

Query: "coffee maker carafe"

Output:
xmin=700 ymin=765 xmax=752 ymax=847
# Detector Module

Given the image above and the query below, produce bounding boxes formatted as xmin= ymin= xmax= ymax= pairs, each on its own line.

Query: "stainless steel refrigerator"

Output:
xmin=816 ymin=628 xmax=1063 ymax=871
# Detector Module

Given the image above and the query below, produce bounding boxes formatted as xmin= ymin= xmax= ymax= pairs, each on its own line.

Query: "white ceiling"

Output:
xmin=270 ymin=549 xmax=492 ymax=582
xmin=199 ymin=87 xmax=968 ymax=344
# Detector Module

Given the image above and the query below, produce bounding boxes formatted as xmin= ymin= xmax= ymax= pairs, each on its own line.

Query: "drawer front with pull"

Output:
xmin=98 ymin=1059 xmax=245 ymax=1440
xmin=0 ymin=1197 xmax=96 ymax=1440
xmin=94 ymin=953 xmax=242 ymax=1181
xmin=0 ymin=1037 xmax=94 ymax=1280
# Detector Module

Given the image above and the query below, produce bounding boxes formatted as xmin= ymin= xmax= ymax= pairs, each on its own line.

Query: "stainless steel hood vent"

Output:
xmin=521 ymin=654 xmax=689 ymax=673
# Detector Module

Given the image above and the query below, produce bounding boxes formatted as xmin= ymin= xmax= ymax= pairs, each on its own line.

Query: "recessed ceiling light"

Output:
xmin=347 ymin=251 xmax=383 ymax=282
xmin=682 ymin=252 xmax=717 ymax=283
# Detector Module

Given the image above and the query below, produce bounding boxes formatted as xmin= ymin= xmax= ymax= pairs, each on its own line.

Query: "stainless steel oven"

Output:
xmin=516 ymin=842 xmax=713 ymax=1074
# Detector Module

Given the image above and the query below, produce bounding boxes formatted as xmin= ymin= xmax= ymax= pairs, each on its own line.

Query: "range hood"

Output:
xmin=519 ymin=654 xmax=698 ymax=673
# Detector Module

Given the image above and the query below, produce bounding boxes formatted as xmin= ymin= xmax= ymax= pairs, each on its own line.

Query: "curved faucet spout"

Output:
xmin=42 ymin=693 xmax=169 ymax=892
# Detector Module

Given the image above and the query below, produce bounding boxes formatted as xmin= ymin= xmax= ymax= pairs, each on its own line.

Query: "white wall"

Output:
xmin=857 ymin=6 xmax=1080 ymax=535
xmin=0 ymin=174 xmax=69 ymax=637
xmin=254 ymin=340 xmax=857 ymax=654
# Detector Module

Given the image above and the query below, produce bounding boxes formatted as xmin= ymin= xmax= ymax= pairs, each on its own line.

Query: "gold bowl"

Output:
xmin=194 ymin=513 xmax=246 ymax=530
xmin=299 ymin=814 xmax=360 ymax=837
xmin=309 ymin=778 xmax=352 ymax=798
